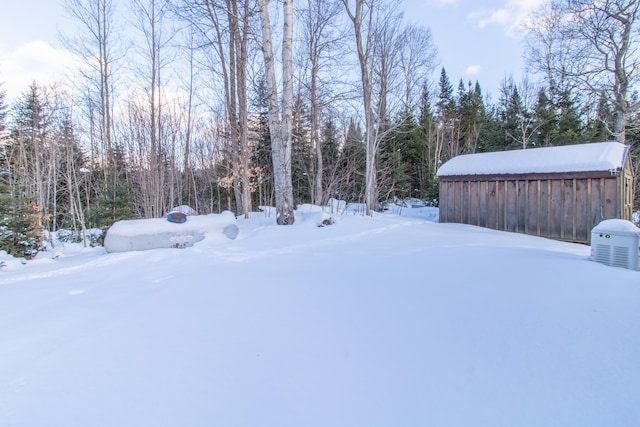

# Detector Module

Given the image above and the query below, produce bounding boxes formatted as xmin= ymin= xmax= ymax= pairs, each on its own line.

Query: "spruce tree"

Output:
xmin=340 ymin=119 xmax=366 ymax=203
xmin=378 ymin=114 xmax=413 ymax=203
xmin=90 ymin=145 xmax=137 ymax=230
xmin=0 ymin=81 xmax=6 ymax=137
xmin=320 ymin=117 xmax=340 ymax=205
xmin=291 ymin=96 xmax=312 ymax=205
xmin=457 ymin=80 xmax=485 ymax=154
xmin=532 ymin=89 xmax=556 ymax=147
xmin=418 ymin=84 xmax=439 ymax=201
xmin=501 ymin=84 xmax=528 ymax=149
xmin=250 ymin=74 xmax=273 ymax=209
xmin=1 ymin=83 xmax=47 ymax=257
xmin=555 ymin=90 xmax=582 ymax=145
xmin=585 ymin=95 xmax=614 ymax=142
xmin=436 ymin=68 xmax=455 ymax=115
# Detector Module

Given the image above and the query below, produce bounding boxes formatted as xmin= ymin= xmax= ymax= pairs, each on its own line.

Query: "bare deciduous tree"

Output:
xmin=174 ymin=0 xmax=255 ymax=218
xmin=527 ymin=0 xmax=640 ymax=142
xmin=298 ymin=0 xmax=344 ymax=206
xmin=397 ymin=25 xmax=438 ymax=113
xmin=62 ymin=0 xmax=119 ymax=170
xmin=342 ymin=0 xmax=379 ymax=215
xmin=524 ymin=3 xmax=573 ymax=104
xmin=130 ymin=0 xmax=176 ymax=218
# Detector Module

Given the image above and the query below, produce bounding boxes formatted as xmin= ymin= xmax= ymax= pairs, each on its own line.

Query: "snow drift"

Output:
xmin=1 ymin=204 xmax=639 ymax=427
xmin=104 ymin=211 xmax=239 ymax=253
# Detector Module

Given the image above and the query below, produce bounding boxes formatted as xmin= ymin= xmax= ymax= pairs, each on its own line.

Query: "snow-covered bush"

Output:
xmin=56 ymin=228 xmax=105 ymax=247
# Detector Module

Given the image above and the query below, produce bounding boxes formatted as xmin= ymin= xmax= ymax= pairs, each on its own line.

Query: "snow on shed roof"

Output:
xmin=436 ymin=142 xmax=629 ymax=177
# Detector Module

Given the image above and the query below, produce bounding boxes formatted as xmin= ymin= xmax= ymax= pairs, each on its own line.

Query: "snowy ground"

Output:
xmin=0 ymin=204 xmax=639 ymax=427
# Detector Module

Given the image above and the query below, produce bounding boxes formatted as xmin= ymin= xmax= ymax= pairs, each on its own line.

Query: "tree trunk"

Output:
xmin=258 ymin=0 xmax=295 ymax=225
xmin=344 ymin=0 xmax=378 ymax=215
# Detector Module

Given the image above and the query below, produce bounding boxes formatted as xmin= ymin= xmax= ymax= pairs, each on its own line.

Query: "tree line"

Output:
xmin=1 ymin=0 xmax=639 ymax=257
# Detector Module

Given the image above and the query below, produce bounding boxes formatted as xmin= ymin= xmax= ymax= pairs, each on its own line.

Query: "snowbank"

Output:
xmin=104 ymin=211 xmax=239 ymax=253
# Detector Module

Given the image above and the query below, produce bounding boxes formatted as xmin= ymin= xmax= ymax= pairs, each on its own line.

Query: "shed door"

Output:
xmin=623 ymin=170 xmax=633 ymax=220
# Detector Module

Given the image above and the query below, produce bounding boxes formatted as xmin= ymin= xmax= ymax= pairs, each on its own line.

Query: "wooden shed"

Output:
xmin=436 ymin=142 xmax=634 ymax=243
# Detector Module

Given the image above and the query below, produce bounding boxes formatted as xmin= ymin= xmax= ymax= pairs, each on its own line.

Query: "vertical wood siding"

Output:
xmin=439 ymin=170 xmax=632 ymax=243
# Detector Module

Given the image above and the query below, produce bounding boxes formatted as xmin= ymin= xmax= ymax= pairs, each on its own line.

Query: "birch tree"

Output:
xmin=258 ymin=0 xmax=295 ymax=225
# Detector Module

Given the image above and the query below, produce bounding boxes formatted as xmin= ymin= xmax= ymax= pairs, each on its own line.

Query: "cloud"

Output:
xmin=0 ymin=40 xmax=80 ymax=101
xmin=469 ymin=0 xmax=550 ymax=34
xmin=464 ymin=65 xmax=482 ymax=76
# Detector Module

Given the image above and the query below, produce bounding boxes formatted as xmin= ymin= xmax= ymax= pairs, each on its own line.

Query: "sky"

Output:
xmin=0 ymin=203 xmax=639 ymax=426
xmin=402 ymin=0 xmax=549 ymax=98
xmin=0 ymin=0 xmax=548 ymax=102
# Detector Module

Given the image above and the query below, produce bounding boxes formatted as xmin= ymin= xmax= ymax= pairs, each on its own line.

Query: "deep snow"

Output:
xmin=0 ymin=204 xmax=639 ymax=427
xmin=436 ymin=141 xmax=628 ymax=176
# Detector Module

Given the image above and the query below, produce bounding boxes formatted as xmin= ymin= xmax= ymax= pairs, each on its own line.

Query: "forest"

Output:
xmin=1 ymin=0 xmax=640 ymax=257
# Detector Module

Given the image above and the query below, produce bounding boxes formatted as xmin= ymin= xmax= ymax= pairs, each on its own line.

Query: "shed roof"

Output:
xmin=436 ymin=142 xmax=629 ymax=177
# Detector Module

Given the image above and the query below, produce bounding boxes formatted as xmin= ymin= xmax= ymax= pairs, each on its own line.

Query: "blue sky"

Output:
xmin=403 ymin=0 xmax=549 ymax=98
xmin=0 ymin=0 xmax=548 ymax=102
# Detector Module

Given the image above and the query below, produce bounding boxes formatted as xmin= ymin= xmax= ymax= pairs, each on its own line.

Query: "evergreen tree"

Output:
xmin=584 ymin=94 xmax=614 ymax=142
xmin=0 ymin=191 xmax=43 ymax=257
xmin=378 ymin=114 xmax=413 ymax=203
xmin=457 ymin=80 xmax=485 ymax=154
xmin=0 ymin=82 xmax=22 ymax=254
xmin=1 ymin=91 xmax=34 ymax=257
xmin=250 ymin=74 xmax=273 ymax=209
xmin=339 ymin=119 xmax=366 ymax=202
xmin=0 ymin=80 xmax=7 ymax=176
xmin=320 ymin=116 xmax=341 ymax=205
xmin=436 ymin=68 xmax=455 ymax=116
xmin=54 ymin=118 xmax=89 ymax=232
xmin=418 ymin=84 xmax=439 ymax=201
xmin=498 ymin=82 xmax=529 ymax=150
xmin=0 ymin=81 xmax=6 ymax=137
xmin=1 ymin=83 xmax=49 ymax=256
xmin=321 ymin=117 xmax=340 ymax=168
xmin=532 ymin=89 xmax=556 ymax=147
xmin=90 ymin=145 xmax=137 ymax=229
xmin=291 ymin=94 xmax=312 ymax=204
xmin=436 ymin=68 xmax=458 ymax=161
xmin=398 ymin=113 xmax=426 ymax=200
xmin=476 ymin=102 xmax=502 ymax=153
xmin=554 ymin=90 xmax=582 ymax=145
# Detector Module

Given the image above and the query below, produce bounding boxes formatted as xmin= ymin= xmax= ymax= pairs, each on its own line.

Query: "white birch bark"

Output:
xmin=258 ymin=0 xmax=295 ymax=225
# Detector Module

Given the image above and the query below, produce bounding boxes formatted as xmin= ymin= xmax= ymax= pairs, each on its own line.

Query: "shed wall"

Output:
xmin=439 ymin=173 xmax=628 ymax=243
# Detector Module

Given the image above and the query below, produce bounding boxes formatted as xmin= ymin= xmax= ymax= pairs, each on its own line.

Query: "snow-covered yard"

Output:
xmin=0 ymin=205 xmax=639 ymax=427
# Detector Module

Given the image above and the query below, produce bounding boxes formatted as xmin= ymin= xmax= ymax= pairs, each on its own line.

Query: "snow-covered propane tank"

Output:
xmin=104 ymin=211 xmax=239 ymax=253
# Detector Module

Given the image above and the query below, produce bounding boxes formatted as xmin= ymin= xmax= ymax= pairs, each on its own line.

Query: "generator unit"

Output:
xmin=591 ymin=219 xmax=640 ymax=271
